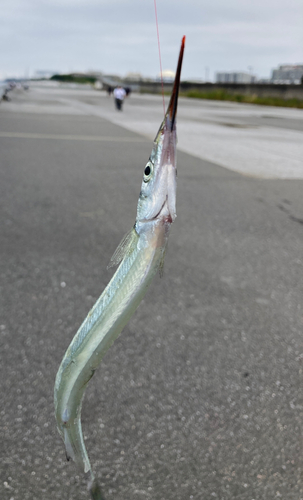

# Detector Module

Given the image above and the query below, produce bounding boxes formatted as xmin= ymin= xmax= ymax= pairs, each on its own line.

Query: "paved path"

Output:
xmin=3 ymin=83 xmax=302 ymax=179
xmin=0 ymin=85 xmax=303 ymax=500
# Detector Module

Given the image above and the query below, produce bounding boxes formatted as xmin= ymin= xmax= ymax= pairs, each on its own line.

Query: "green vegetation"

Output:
xmin=180 ymin=89 xmax=303 ymax=109
xmin=50 ymin=74 xmax=97 ymax=85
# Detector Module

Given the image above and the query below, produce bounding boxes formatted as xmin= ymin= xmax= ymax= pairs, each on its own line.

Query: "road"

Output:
xmin=3 ymin=82 xmax=303 ymax=179
xmin=1 ymin=84 xmax=303 ymax=500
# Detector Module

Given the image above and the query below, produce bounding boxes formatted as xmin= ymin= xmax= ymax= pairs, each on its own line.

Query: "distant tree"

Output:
xmin=50 ymin=74 xmax=96 ymax=85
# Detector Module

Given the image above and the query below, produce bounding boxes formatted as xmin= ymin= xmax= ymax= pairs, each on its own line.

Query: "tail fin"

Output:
xmin=63 ymin=415 xmax=92 ymax=474
xmin=89 ymin=477 xmax=107 ymax=500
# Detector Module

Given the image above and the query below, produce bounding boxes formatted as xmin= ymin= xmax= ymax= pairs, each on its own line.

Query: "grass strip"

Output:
xmin=180 ymin=89 xmax=303 ymax=108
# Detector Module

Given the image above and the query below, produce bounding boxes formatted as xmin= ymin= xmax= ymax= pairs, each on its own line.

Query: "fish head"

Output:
xmin=136 ymin=36 xmax=185 ymax=231
xmin=136 ymin=115 xmax=177 ymax=227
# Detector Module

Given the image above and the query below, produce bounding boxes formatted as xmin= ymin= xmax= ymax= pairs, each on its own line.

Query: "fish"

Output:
xmin=54 ymin=35 xmax=185 ymax=499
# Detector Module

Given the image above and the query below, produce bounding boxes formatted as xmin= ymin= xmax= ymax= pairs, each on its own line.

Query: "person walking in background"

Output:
xmin=124 ymin=86 xmax=131 ymax=97
xmin=113 ymin=86 xmax=126 ymax=111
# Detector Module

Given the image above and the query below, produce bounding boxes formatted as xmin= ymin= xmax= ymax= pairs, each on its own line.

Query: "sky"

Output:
xmin=0 ymin=0 xmax=302 ymax=81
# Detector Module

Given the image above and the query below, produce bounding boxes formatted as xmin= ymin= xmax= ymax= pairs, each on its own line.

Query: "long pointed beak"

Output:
xmin=153 ymin=36 xmax=186 ymax=144
xmin=167 ymin=36 xmax=186 ymax=131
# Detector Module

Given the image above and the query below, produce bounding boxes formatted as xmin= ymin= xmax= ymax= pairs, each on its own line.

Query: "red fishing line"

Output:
xmin=153 ymin=0 xmax=165 ymax=115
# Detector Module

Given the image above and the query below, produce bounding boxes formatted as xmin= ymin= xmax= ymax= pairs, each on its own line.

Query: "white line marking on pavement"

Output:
xmin=0 ymin=132 xmax=145 ymax=142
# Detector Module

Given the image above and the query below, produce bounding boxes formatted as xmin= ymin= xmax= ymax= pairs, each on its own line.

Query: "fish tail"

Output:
xmin=89 ymin=477 xmax=107 ymax=500
xmin=63 ymin=414 xmax=92 ymax=475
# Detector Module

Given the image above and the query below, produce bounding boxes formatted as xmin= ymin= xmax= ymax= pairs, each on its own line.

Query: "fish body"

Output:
xmin=54 ymin=225 xmax=167 ymax=474
xmin=54 ymin=36 xmax=185 ymax=487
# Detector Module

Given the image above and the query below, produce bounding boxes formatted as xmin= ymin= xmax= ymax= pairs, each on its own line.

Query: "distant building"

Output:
xmin=258 ymin=78 xmax=270 ymax=84
xmin=157 ymin=69 xmax=175 ymax=83
xmin=94 ymin=80 xmax=103 ymax=90
xmin=216 ymin=72 xmax=256 ymax=84
xmin=271 ymin=65 xmax=303 ymax=84
xmin=124 ymin=72 xmax=142 ymax=81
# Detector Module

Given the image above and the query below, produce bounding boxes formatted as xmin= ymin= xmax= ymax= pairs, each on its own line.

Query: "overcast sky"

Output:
xmin=0 ymin=0 xmax=302 ymax=81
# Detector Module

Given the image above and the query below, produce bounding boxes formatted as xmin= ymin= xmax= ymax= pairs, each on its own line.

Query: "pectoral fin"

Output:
xmin=107 ymin=227 xmax=139 ymax=269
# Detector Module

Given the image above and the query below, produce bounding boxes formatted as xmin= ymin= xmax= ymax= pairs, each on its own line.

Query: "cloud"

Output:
xmin=0 ymin=0 xmax=302 ymax=80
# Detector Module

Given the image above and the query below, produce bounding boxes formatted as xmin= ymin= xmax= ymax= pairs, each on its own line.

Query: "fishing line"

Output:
xmin=153 ymin=0 xmax=165 ymax=115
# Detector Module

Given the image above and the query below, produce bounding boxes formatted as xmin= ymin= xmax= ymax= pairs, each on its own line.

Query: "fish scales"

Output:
xmin=57 ymin=238 xmax=140 ymax=372
xmin=54 ymin=36 xmax=185 ymax=499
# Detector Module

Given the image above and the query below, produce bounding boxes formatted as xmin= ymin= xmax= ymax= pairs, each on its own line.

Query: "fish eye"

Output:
xmin=143 ymin=162 xmax=153 ymax=182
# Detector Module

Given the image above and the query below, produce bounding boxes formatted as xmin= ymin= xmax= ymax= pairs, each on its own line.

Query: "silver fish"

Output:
xmin=54 ymin=36 xmax=185 ymax=497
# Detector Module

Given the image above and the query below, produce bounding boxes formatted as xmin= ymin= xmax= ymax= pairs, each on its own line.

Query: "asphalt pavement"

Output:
xmin=1 ymin=86 xmax=303 ymax=500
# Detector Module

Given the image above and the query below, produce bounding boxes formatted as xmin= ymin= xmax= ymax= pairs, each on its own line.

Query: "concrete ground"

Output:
xmin=3 ymin=82 xmax=302 ymax=179
xmin=0 ymin=85 xmax=303 ymax=500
